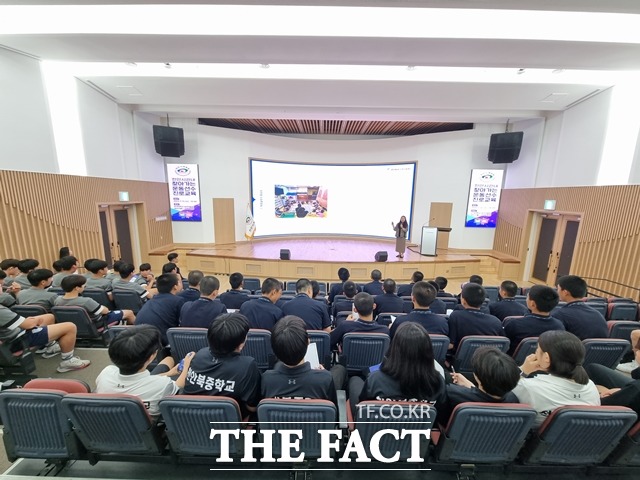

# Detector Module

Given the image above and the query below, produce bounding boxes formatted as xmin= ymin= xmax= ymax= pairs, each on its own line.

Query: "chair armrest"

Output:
xmin=336 ymin=389 xmax=348 ymax=429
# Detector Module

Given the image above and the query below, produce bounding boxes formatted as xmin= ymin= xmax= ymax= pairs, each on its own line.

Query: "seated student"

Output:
xmin=330 ymin=292 xmax=389 ymax=350
xmin=85 ymin=259 xmax=114 ymax=296
xmin=82 ymin=258 xmax=98 ymax=278
xmin=51 ymin=259 xmax=63 ymax=273
xmin=105 ymin=260 xmax=124 ymax=282
xmin=58 ymin=246 xmax=72 ymax=259
xmin=135 ymin=273 xmax=185 ymax=346
xmin=489 ymin=280 xmax=530 ymax=321
xmin=513 ymin=330 xmax=600 ymax=426
xmin=434 ymin=276 xmax=454 ymax=297
xmin=96 ymin=325 xmax=194 ymax=418
xmin=162 ymin=262 xmax=178 ymax=275
xmin=179 ymin=276 xmax=227 ymax=328
xmin=328 ymin=267 xmax=353 ymax=304
xmin=503 ymin=285 xmax=565 ymax=355
xmin=1 ymin=258 xmax=20 ymax=287
xmin=51 ymin=255 xmax=78 ymax=288
xmin=440 ymin=347 xmax=521 ymax=424
xmin=618 ymin=328 xmax=640 ymax=373
xmin=425 ymin=281 xmax=447 ymax=314
xmin=397 ymin=271 xmax=424 ymax=297
xmin=239 ymin=277 xmax=283 ymax=330
xmin=182 ymin=313 xmax=261 ymax=418
xmin=0 ymin=304 xmax=90 ymax=372
xmin=112 ymin=263 xmax=156 ymax=300
xmin=331 ymin=280 xmax=357 ymax=318
xmin=218 ymin=272 xmax=251 ymax=310
xmin=17 ymin=268 xmax=58 ymax=312
xmin=283 ymin=278 xmax=332 ymax=332
xmin=553 ymin=275 xmax=608 ymax=340
xmin=362 ymin=269 xmax=384 ymax=295
xmin=167 ymin=252 xmax=183 ymax=279
xmin=262 ymin=316 xmax=337 ymax=406
xmin=373 ymin=279 xmax=404 ymax=317
xmin=13 ymin=258 xmax=40 ymax=290
xmin=55 ymin=275 xmax=135 ymax=324
xmin=136 ymin=263 xmax=155 ymax=287
xmin=0 ymin=290 xmax=17 ymax=309
xmin=390 ymin=281 xmax=448 ymax=338
xmin=178 ymin=270 xmax=203 ymax=302
xmin=354 ymin=322 xmax=445 ymax=414
xmin=448 ymin=283 xmax=504 ymax=351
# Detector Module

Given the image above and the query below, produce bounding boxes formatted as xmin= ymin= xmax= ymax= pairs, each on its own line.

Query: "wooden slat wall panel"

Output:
xmin=0 ymin=170 xmax=172 ymax=268
xmin=494 ymin=185 xmax=640 ymax=297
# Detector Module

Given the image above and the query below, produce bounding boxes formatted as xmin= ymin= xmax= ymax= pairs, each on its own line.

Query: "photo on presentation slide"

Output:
xmin=275 ymin=185 xmax=328 ymax=218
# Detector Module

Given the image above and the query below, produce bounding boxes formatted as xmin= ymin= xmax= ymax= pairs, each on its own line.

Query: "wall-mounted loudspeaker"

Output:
xmin=153 ymin=125 xmax=185 ymax=158
xmin=374 ymin=251 xmax=388 ymax=262
xmin=280 ymin=249 xmax=291 ymax=260
xmin=488 ymin=131 xmax=523 ymax=164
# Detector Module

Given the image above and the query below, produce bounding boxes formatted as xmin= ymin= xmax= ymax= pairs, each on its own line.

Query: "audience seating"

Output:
xmin=401 ymin=297 xmax=413 ymax=313
xmin=282 ymin=290 xmax=297 ymax=296
xmin=166 ymin=327 xmax=208 ymax=361
xmin=454 ymin=336 xmax=510 ymax=376
xmin=241 ymin=329 xmax=275 ymax=371
xmin=484 ymin=286 xmax=500 ymax=303
xmin=159 ymin=395 xmax=243 ymax=461
xmin=513 ymin=295 xmax=528 ymax=307
xmin=0 ymin=328 xmax=36 ymax=376
xmin=112 ymin=290 xmax=145 ymax=314
xmin=441 ymin=297 xmax=459 ymax=310
xmin=375 ymin=312 xmax=402 ymax=327
xmin=430 ymin=334 xmax=450 ymax=364
xmin=521 ymin=405 xmax=637 ymax=465
xmin=308 ymin=330 xmax=332 ymax=369
xmin=10 ymin=304 xmax=48 ymax=317
xmin=340 ymin=332 xmax=390 ymax=375
xmin=47 ymin=287 xmax=64 ymax=296
xmin=51 ymin=306 xmax=112 ymax=344
xmin=285 ymin=281 xmax=298 ymax=291
xmin=434 ymin=403 xmax=536 ymax=464
xmin=607 ymin=301 xmax=639 ymax=321
xmin=82 ymin=288 xmax=115 ymax=310
xmin=512 ymin=337 xmax=538 ymax=365
xmin=243 ymin=277 xmax=261 ymax=294
xmin=61 ymin=393 xmax=168 ymax=464
xmin=607 ymin=420 xmax=640 ymax=466
xmin=333 ymin=311 xmax=351 ymax=329
xmin=582 ymin=338 xmax=630 ymax=368
xmin=23 ymin=378 xmax=91 ymax=393
xmin=608 ymin=320 xmax=640 ymax=342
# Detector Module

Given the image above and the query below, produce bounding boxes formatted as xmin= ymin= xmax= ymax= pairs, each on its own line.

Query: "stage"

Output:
xmin=153 ymin=237 xmax=520 ymax=284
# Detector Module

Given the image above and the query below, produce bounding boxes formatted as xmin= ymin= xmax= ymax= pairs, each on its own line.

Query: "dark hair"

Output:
xmin=61 ymin=274 xmax=87 ymax=292
xmin=381 ymin=323 xmax=441 ymax=400
xmin=472 ymin=347 xmax=520 ymax=397
xmin=500 ymin=280 xmax=519 ymax=298
xmin=398 ymin=217 xmax=408 ymax=229
xmin=156 ymin=273 xmax=180 ymax=294
xmin=113 ymin=260 xmax=125 ymax=273
xmin=0 ymin=259 xmax=20 ymax=271
xmin=167 ymin=252 xmax=179 ymax=262
xmin=353 ymin=292 xmax=374 ymax=317
xmin=84 ymin=258 xmax=99 ymax=271
xmin=86 ymin=259 xmax=108 ymax=274
xmin=262 ymin=277 xmax=282 ymax=295
xmin=434 ymin=276 xmax=448 ymax=290
xmin=338 ymin=267 xmax=350 ymax=282
xmin=271 ymin=316 xmax=308 ymax=366
xmin=538 ymin=330 xmax=589 ymax=384
xmin=162 ymin=262 xmax=177 ymax=274
xmin=187 ymin=270 xmax=204 ymax=287
xmin=528 ymin=285 xmax=559 ymax=313
xmin=58 ymin=247 xmax=71 ymax=259
xmin=371 ymin=269 xmax=382 ymax=281
xmin=229 ymin=272 xmax=244 ymax=289
xmin=469 ymin=275 xmax=484 ymax=285
xmin=52 ymin=259 xmax=62 ymax=272
xmin=27 ymin=268 xmax=54 ymax=286
xmin=412 ymin=281 xmax=436 ymax=307
xmin=119 ymin=263 xmax=136 ymax=278
xmin=109 ymin=325 xmax=162 ymax=375
xmin=139 ymin=263 xmax=151 ymax=271
xmin=200 ymin=276 xmax=220 ymax=296
xmin=383 ymin=278 xmax=396 ymax=294
xmin=557 ymin=275 xmax=588 ymax=299
xmin=461 ymin=283 xmax=486 ymax=308
xmin=411 ymin=271 xmax=424 ymax=283
xmin=343 ymin=281 xmax=357 ymax=298
xmin=18 ymin=259 xmax=39 ymax=273
xmin=295 ymin=278 xmax=312 ymax=294
xmin=57 ymin=256 xmax=77 ymax=271
xmin=310 ymin=280 xmax=320 ymax=298
xmin=0 ymin=270 xmax=5 ymax=280
xmin=208 ymin=312 xmax=250 ymax=356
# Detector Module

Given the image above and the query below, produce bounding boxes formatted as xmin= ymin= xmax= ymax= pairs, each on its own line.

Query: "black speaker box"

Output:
xmin=375 ymin=251 xmax=388 ymax=262
xmin=488 ymin=131 xmax=523 ymax=164
xmin=153 ymin=125 xmax=185 ymax=157
xmin=280 ymin=249 xmax=291 ymax=260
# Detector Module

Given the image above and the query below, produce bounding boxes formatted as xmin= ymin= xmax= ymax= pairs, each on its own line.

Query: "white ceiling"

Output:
xmin=2 ymin=1 xmax=639 ymax=124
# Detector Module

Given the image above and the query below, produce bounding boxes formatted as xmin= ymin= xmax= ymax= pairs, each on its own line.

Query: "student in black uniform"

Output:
xmin=330 ymin=292 xmax=389 ymax=350
xmin=397 ymin=271 xmax=423 ymax=297
xmin=218 ymin=272 xmax=251 ymax=310
xmin=373 ymin=278 xmax=404 ymax=316
xmin=283 ymin=278 xmax=331 ymax=332
xmin=488 ymin=280 xmax=529 ymax=321
xmin=177 ymin=270 xmax=203 ymax=302
xmin=331 ymin=280 xmax=357 ymax=318
xmin=239 ymin=277 xmax=284 ymax=330
xmin=328 ymin=267 xmax=352 ymax=304
xmin=262 ymin=315 xmax=337 ymax=406
xmin=179 ymin=276 xmax=227 ymax=328
xmin=390 ymin=281 xmax=448 ymax=338
xmin=434 ymin=276 xmax=454 ymax=297
xmin=426 ymin=281 xmax=447 ymax=314
xmin=362 ymin=269 xmax=384 ymax=295
xmin=553 ymin=275 xmax=608 ymax=340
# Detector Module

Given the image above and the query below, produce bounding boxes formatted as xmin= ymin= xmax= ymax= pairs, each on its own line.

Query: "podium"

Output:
xmin=420 ymin=226 xmax=452 ymax=256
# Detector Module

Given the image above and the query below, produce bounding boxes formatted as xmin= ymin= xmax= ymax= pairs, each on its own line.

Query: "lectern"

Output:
xmin=420 ymin=226 xmax=438 ymax=256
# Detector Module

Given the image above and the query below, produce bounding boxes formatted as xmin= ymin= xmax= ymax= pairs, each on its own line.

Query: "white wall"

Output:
xmin=0 ymin=48 xmax=57 ymax=173
xmin=503 ymin=118 xmax=545 ymax=189
xmin=168 ymin=122 xmax=507 ymax=249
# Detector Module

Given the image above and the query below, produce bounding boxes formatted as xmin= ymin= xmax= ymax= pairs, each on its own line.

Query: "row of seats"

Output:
xmin=1 ymin=379 xmax=639 ymax=471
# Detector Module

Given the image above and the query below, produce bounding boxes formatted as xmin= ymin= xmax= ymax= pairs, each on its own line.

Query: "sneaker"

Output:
xmin=41 ymin=342 xmax=61 ymax=359
xmin=616 ymin=360 xmax=638 ymax=373
xmin=57 ymin=356 xmax=91 ymax=373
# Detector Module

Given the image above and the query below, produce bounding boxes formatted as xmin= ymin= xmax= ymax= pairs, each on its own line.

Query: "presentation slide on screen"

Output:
xmin=250 ymin=159 xmax=416 ymax=238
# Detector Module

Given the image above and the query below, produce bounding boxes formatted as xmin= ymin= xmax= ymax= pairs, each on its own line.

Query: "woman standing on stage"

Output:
xmin=391 ymin=216 xmax=408 ymax=258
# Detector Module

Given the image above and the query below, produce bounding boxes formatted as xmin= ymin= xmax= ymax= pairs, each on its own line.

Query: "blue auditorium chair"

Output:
xmin=453 ymin=336 xmax=510 ymax=377
xmin=511 ymin=337 xmax=538 ymax=365
xmin=340 ymin=332 xmax=390 ymax=375
xmin=241 ymin=329 xmax=275 ymax=371
xmin=166 ymin=327 xmax=208 ymax=361
xmin=582 ymin=338 xmax=630 ymax=368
